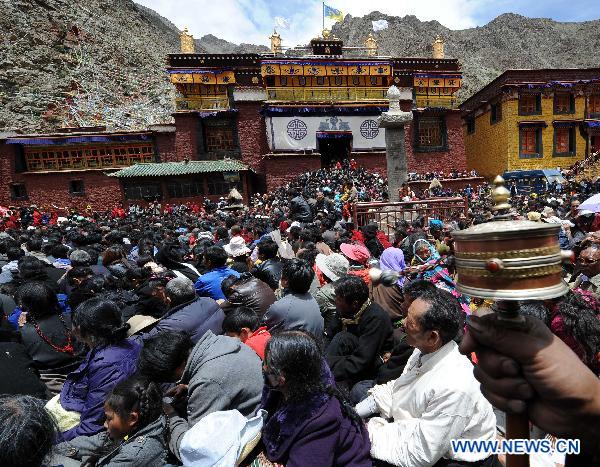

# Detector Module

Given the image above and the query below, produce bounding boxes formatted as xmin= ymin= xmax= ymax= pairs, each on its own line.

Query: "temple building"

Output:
xmin=0 ymin=30 xmax=465 ymax=209
xmin=460 ymin=68 xmax=600 ymax=178
xmin=166 ymin=31 xmax=466 ymax=190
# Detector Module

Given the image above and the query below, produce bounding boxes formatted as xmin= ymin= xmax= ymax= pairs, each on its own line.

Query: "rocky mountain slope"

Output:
xmin=1 ymin=1 xmax=598 ymax=133
xmin=332 ymin=12 xmax=600 ymax=101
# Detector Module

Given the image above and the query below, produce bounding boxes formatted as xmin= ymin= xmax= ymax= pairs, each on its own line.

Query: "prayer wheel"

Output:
xmin=452 ymin=176 xmax=571 ymax=467
xmin=452 ymin=177 xmax=571 ymax=302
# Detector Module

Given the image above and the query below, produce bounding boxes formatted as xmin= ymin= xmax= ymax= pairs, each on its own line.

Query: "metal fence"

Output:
xmin=352 ymin=197 xmax=468 ymax=237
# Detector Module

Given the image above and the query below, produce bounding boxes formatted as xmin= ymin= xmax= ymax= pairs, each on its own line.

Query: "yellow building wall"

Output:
xmin=464 ymin=105 xmax=508 ymax=178
xmin=506 ymin=95 xmax=586 ymax=171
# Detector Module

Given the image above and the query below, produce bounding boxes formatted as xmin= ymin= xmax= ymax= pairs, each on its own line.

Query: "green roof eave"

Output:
xmin=109 ymin=160 xmax=253 ymax=178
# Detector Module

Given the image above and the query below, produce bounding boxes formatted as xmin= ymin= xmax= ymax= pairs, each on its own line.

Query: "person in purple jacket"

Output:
xmin=57 ymin=297 xmax=141 ymax=442
xmin=260 ymin=331 xmax=372 ymax=467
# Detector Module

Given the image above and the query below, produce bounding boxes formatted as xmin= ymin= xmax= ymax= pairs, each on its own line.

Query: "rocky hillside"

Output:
xmin=332 ymin=12 xmax=600 ymax=101
xmin=0 ymin=0 xmax=266 ymax=133
xmin=1 ymin=2 xmax=599 ymax=133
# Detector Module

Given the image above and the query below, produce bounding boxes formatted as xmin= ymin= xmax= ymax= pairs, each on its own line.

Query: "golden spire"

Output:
xmin=491 ymin=175 xmax=511 ymax=212
xmin=180 ymin=27 xmax=195 ymax=54
xmin=432 ymin=36 xmax=444 ymax=59
xmin=269 ymin=29 xmax=282 ymax=54
xmin=365 ymin=32 xmax=378 ymax=56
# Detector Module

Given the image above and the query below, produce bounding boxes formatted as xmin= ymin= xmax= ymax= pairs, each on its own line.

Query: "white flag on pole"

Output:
xmin=372 ymin=19 xmax=389 ymax=31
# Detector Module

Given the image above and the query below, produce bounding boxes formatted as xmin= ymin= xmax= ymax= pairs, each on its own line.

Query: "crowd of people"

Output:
xmin=0 ymin=159 xmax=599 ymax=467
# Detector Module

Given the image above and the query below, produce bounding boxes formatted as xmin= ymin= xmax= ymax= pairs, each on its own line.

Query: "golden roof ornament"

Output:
xmin=432 ymin=36 xmax=444 ymax=59
xmin=365 ymin=32 xmax=378 ymax=56
xmin=322 ymin=29 xmax=331 ymax=39
xmin=269 ymin=29 xmax=282 ymax=54
xmin=180 ymin=27 xmax=195 ymax=54
xmin=491 ymin=175 xmax=511 ymax=213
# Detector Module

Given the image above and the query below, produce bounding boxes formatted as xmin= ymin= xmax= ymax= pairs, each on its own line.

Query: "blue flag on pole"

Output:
xmin=324 ymin=3 xmax=344 ymax=22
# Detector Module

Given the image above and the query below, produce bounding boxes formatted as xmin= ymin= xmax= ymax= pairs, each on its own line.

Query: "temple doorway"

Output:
xmin=317 ymin=132 xmax=352 ymax=168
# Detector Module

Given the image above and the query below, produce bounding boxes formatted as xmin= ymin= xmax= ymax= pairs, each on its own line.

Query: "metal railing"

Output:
xmin=353 ymin=197 xmax=468 ymax=237
xmin=175 ymin=96 xmax=230 ymax=111
xmin=266 ymin=86 xmax=387 ymax=102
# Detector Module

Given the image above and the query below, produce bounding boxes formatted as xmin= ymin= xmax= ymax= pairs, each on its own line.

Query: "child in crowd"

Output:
xmin=54 ymin=375 xmax=168 ymax=466
xmin=222 ymin=306 xmax=271 ymax=360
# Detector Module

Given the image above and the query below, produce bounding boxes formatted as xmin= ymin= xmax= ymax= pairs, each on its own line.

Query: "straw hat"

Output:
xmin=127 ymin=315 xmax=159 ymax=337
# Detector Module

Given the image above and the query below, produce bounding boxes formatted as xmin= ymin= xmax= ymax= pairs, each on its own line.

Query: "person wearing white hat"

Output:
xmin=224 ymin=236 xmax=252 ymax=273
xmin=314 ymin=253 xmax=349 ymax=339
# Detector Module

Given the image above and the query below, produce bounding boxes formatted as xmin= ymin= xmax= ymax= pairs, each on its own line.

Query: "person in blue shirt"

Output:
xmin=194 ymin=246 xmax=239 ymax=300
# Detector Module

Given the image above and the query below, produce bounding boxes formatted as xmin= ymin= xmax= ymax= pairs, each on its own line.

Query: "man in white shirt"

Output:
xmin=356 ymin=288 xmax=498 ymax=467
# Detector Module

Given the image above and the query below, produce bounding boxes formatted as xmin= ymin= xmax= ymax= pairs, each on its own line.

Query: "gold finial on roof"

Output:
xmin=365 ymin=32 xmax=378 ymax=56
xmin=491 ymin=175 xmax=511 ymax=212
xmin=269 ymin=29 xmax=282 ymax=54
xmin=180 ymin=27 xmax=195 ymax=54
xmin=432 ymin=36 xmax=444 ymax=59
xmin=322 ymin=29 xmax=331 ymax=39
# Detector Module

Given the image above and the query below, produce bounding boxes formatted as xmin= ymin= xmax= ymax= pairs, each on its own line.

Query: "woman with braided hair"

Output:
xmin=54 ymin=374 xmax=168 ymax=466
xmin=52 ymin=298 xmax=141 ymax=442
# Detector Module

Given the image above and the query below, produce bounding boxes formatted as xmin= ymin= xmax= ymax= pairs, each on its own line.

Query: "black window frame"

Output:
xmin=466 ymin=117 xmax=475 ymax=135
xmin=518 ymin=93 xmax=542 ymax=116
xmin=123 ymin=183 xmax=163 ymax=201
xmin=413 ymin=115 xmax=448 ymax=153
xmin=490 ymin=102 xmax=502 ymax=124
xmin=68 ymin=179 xmax=85 ymax=196
xmin=519 ymin=126 xmax=544 ymax=159
xmin=553 ymin=92 xmax=575 ymax=115
xmin=553 ymin=126 xmax=576 ymax=157
xmin=10 ymin=183 xmax=28 ymax=201
xmin=166 ymin=180 xmax=204 ymax=198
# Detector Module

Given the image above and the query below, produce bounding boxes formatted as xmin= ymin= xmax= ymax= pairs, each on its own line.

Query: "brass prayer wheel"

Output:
xmin=452 ymin=176 xmax=571 ymax=301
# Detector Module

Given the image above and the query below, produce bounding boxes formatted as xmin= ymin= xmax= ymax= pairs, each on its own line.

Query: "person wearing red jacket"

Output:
xmin=222 ymin=306 xmax=271 ymax=360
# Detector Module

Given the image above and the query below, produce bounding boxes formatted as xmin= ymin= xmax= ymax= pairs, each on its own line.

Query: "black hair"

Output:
xmin=281 ymin=258 xmax=314 ymax=294
xmin=264 ymin=331 xmax=323 ymax=403
xmin=215 ymin=227 xmax=229 ymax=240
xmin=334 ymin=275 xmax=368 ymax=305
xmin=415 ymin=288 xmax=462 ymax=345
xmin=50 ymin=244 xmax=69 ymax=260
xmin=296 ymin=244 xmax=318 ymax=267
xmin=553 ymin=291 xmax=600 ymax=368
xmin=26 ymin=237 xmax=43 ymax=252
xmin=15 ymin=282 xmax=60 ymax=320
xmin=105 ymin=375 xmax=162 ymax=432
xmin=204 ymin=246 xmax=228 ymax=268
xmin=0 ymin=395 xmax=58 ymax=467
xmin=66 ymin=266 xmax=94 ymax=286
xmin=264 ymin=331 xmax=362 ymax=424
xmin=72 ymin=298 xmax=129 ymax=347
xmin=221 ymin=274 xmax=241 ymax=297
xmin=137 ymin=331 xmax=193 ymax=382
xmin=257 ymin=239 xmax=278 ymax=259
xmin=6 ymin=246 xmax=24 ymax=262
xmin=402 ymin=279 xmax=436 ymax=299
xmin=222 ymin=306 xmax=261 ymax=333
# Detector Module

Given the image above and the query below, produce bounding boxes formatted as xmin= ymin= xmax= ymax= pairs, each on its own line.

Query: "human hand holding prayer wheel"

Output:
xmin=450 ymin=176 xmax=572 ymax=467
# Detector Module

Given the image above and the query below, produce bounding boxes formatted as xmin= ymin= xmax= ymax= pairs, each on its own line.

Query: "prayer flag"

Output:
xmin=324 ymin=4 xmax=344 ymax=22
xmin=372 ymin=19 xmax=388 ymax=31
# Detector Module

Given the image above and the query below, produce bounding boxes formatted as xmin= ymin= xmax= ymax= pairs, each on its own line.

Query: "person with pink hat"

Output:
xmin=340 ymin=243 xmax=372 ymax=284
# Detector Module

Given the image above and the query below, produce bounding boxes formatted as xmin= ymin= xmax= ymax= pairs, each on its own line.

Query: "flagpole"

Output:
xmin=322 ymin=2 xmax=325 ymax=31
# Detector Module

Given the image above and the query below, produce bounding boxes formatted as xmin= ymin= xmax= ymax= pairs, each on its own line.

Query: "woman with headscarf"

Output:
xmin=412 ymin=238 xmax=470 ymax=314
xmin=370 ymin=248 xmax=406 ymax=323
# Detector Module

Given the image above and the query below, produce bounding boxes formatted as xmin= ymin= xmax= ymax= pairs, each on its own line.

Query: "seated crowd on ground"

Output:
xmin=0 ymin=160 xmax=600 ymax=467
